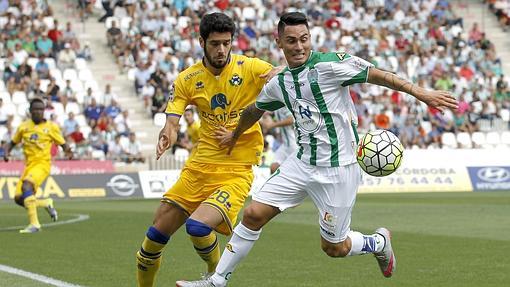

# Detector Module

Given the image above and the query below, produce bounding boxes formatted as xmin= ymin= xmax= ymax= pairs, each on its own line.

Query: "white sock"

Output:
xmin=347 ymin=230 xmax=385 ymax=256
xmin=211 ymin=223 xmax=261 ymax=286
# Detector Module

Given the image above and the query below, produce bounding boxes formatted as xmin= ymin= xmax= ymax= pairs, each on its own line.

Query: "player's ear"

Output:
xmin=275 ymin=37 xmax=282 ymax=49
xmin=199 ymin=36 xmax=205 ymax=49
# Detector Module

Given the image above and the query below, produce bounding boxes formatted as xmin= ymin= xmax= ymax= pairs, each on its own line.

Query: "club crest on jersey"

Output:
xmin=229 ymin=74 xmax=243 ymax=86
xmin=307 ymin=68 xmax=318 ymax=83
xmin=336 ymin=52 xmax=348 ymax=61
xmin=210 ymin=93 xmax=231 ymax=110
xmin=29 ymin=133 xmax=38 ymax=141
xmin=195 ymin=81 xmax=204 ymax=89
xmin=292 ymin=98 xmax=323 ymax=134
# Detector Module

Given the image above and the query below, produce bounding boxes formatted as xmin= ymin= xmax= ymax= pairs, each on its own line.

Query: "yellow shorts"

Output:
xmin=15 ymin=161 xmax=51 ymax=196
xmin=162 ymin=161 xmax=254 ymax=235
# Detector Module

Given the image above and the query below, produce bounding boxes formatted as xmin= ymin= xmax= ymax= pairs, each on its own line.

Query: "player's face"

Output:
xmin=201 ymin=32 xmax=232 ymax=69
xmin=30 ymin=101 xmax=45 ymax=124
xmin=277 ymin=25 xmax=311 ymax=68
xmin=184 ymin=111 xmax=194 ymax=123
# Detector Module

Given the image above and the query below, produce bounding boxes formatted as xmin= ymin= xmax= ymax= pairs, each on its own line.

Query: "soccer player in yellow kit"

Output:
xmin=135 ymin=12 xmax=280 ymax=287
xmin=3 ymin=98 xmax=73 ymax=233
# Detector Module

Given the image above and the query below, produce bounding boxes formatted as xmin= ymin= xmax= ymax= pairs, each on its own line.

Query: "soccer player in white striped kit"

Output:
xmin=177 ymin=12 xmax=458 ymax=287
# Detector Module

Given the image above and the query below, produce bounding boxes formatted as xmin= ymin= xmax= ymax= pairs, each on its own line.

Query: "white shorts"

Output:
xmin=272 ymin=143 xmax=297 ymax=165
xmin=252 ymin=155 xmax=361 ymax=244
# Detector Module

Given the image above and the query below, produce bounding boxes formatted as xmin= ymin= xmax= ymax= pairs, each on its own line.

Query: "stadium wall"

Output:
xmin=1 ymin=149 xmax=509 ymax=200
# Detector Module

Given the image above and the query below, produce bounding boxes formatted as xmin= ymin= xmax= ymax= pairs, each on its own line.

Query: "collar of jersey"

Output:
xmin=284 ymin=51 xmax=316 ymax=75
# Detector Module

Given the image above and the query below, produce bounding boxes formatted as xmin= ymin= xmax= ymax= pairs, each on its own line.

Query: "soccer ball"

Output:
xmin=356 ymin=130 xmax=404 ymax=177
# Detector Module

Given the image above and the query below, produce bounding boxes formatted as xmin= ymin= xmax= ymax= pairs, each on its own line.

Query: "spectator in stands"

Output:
xmin=106 ymin=20 xmax=122 ymax=47
xmin=58 ymin=43 xmax=76 ymax=70
xmin=47 ymin=19 xmax=62 ymax=50
xmin=99 ymin=0 xmax=114 ymax=23
xmin=45 ymin=78 xmax=60 ymax=102
xmin=114 ymin=109 xmax=131 ymax=136
xmin=124 ymin=132 xmax=144 ymax=163
xmin=105 ymin=99 xmax=121 ymax=119
xmin=13 ymin=42 xmax=29 ymax=64
xmin=107 ymin=133 xmax=124 ymax=160
xmin=36 ymin=33 xmax=53 ymax=56
xmin=77 ymin=41 xmax=93 ymax=61
xmin=35 ymin=54 xmax=50 ymax=79
xmin=62 ymin=22 xmax=77 ymax=45
xmin=63 ymin=112 xmax=79 ymax=136
xmin=82 ymin=87 xmax=95 ymax=108
xmin=88 ymin=125 xmax=108 ymax=156
xmin=84 ymin=98 xmax=103 ymax=125
xmin=151 ymin=87 xmax=166 ymax=117
xmin=468 ymin=22 xmax=483 ymax=44
xmin=134 ymin=62 xmax=153 ymax=95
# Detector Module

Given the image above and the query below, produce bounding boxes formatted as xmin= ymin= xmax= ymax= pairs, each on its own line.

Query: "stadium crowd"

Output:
xmin=100 ymin=0 xmax=509 ymax=162
xmin=2 ymin=0 xmax=510 ymax=165
xmin=0 ymin=0 xmax=144 ymax=163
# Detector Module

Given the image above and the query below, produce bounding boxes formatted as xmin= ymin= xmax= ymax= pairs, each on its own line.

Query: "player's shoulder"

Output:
xmin=17 ymin=120 xmax=32 ymax=130
xmin=177 ymin=61 xmax=206 ymax=83
xmin=232 ymin=54 xmax=271 ymax=68
xmin=311 ymin=51 xmax=353 ymax=65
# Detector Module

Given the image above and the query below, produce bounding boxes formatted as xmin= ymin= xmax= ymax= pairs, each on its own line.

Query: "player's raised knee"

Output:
xmin=321 ymin=241 xmax=350 ymax=258
xmin=242 ymin=205 xmax=270 ymax=229
xmin=185 ymin=218 xmax=212 ymax=237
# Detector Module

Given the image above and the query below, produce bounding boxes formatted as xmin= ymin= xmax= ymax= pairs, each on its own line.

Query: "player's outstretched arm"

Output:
xmin=60 ymin=143 xmax=73 ymax=160
xmin=215 ymin=103 xmax=265 ymax=155
xmin=367 ymin=67 xmax=458 ymax=113
xmin=259 ymin=65 xmax=285 ymax=82
xmin=156 ymin=115 xmax=179 ymax=160
xmin=2 ymin=141 xmax=15 ymax=162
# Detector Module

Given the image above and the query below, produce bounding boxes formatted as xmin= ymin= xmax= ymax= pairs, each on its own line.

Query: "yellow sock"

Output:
xmin=190 ymin=233 xmax=220 ymax=273
xmin=24 ymin=195 xmax=40 ymax=228
xmin=136 ymin=227 xmax=169 ymax=287
xmin=36 ymin=198 xmax=51 ymax=208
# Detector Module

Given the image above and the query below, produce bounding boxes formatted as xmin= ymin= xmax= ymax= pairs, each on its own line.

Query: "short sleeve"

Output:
xmin=50 ymin=123 xmax=66 ymax=145
xmin=12 ymin=126 xmax=22 ymax=144
xmin=330 ymin=54 xmax=374 ymax=87
xmin=165 ymin=77 xmax=189 ymax=116
xmin=255 ymin=77 xmax=285 ymax=112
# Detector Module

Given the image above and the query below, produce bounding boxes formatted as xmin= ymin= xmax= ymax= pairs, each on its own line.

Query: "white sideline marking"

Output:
xmin=0 ymin=214 xmax=90 ymax=232
xmin=0 ymin=264 xmax=85 ymax=287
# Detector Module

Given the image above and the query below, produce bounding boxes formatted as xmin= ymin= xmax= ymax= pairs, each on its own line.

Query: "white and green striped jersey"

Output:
xmin=256 ymin=51 xmax=373 ymax=167
xmin=274 ymin=108 xmax=296 ymax=148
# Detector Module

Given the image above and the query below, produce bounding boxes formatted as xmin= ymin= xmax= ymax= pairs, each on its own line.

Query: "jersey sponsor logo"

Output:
xmin=229 ymin=74 xmax=243 ymax=86
xmin=195 ymin=81 xmax=204 ymax=89
xmin=210 ymin=93 xmax=231 ymax=110
xmin=183 ymin=69 xmax=203 ymax=81
xmin=236 ymin=60 xmax=244 ymax=65
xmin=292 ymin=99 xmax=323 ymax=133
xmin=200 ymin=108 xmax=244 ymax=125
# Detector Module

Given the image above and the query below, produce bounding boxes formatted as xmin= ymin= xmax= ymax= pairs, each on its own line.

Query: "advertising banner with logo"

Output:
xmin=0 ymin=160 xmax=114 ymax=176
xmin=467 ymin=166 xmax=510 ymax=192
xmin=0 ymin=173 xmax=142 ymax=200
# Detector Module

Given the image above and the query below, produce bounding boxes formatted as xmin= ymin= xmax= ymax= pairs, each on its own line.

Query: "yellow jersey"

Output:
xmin=166 ymin=54 xmax=272 ymax=165
xmin=12 ymin=119 xmax=66 ymax=166
xmin=186 ymin=120 xmax=200 ymax=144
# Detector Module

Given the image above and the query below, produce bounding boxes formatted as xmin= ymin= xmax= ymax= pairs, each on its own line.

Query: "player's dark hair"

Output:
xmin=29 ymin=98 xmax=45 ymax=110
xmin=200 ymin=13 xmax=236 ymax=41
xmin=278 ymin=12 xmax=309 ymax=36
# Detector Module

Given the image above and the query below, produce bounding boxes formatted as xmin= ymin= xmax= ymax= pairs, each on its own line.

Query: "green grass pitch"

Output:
xmin=1 ymin=192 xmax=509 ymax=287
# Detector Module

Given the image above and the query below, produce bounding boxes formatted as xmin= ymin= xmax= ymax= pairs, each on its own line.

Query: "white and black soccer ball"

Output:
xmin=356 ymin=130 xmax=404 ymax=177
